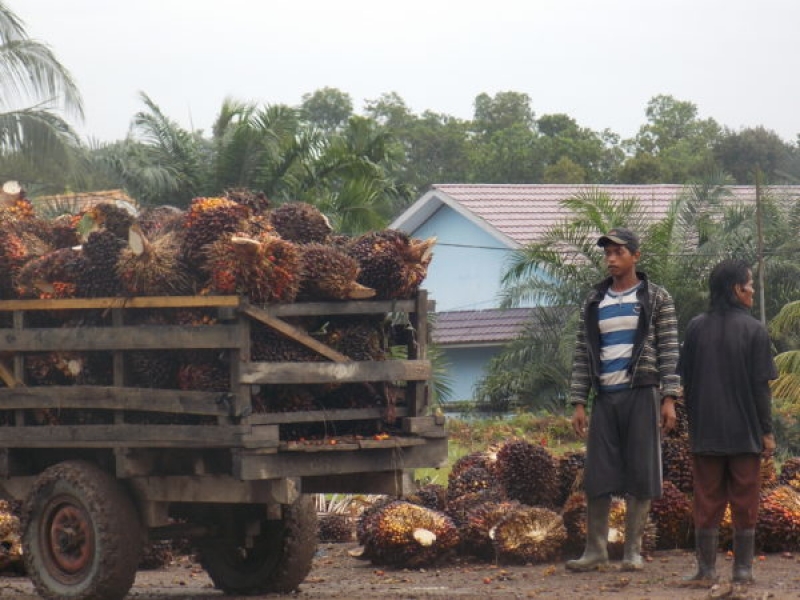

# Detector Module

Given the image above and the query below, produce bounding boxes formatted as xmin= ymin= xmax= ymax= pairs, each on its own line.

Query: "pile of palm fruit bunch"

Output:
xmin=0 ymin=182 xmax=435 ymax=435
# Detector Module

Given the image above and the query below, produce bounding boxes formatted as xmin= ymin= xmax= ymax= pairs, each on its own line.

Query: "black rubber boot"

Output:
xmin=621 ymin=496 xmax=651 ymax=571
xmin=683 ymin=528 xmax=719 ymax=583
xmin=566 ymin=495 xmax=611 ymax=572
xmin=732 ymin=529 xmax=755 ymax=584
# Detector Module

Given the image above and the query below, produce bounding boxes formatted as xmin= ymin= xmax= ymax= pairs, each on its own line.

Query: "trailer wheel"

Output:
xmin=199 ymin=494 xmax=318 ymax=595
xmin=22 ymin=460 xmax=142 ymax=600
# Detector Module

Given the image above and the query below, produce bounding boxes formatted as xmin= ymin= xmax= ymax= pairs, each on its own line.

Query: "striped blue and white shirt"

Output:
xmin=598 ymin=283 xmax=641 ymax=392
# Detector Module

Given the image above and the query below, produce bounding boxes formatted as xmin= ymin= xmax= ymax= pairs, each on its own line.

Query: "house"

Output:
xmin=391 ymin=184 xmax=800 ymax=402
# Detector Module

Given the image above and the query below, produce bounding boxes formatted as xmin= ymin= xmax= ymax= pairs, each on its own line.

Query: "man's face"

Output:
xmin=603 ymin=243 xmax=639 ymax=277
xmin=735 ymin=270 xmax=755 ymax=309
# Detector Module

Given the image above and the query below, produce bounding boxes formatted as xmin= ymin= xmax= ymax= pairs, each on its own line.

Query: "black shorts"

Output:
xmin=583 ymin=386 xmax=662 ymax=499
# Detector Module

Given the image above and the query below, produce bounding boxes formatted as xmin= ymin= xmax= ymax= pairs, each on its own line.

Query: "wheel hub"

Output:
xmin=48 ymin=504 xmax=93 ymax=574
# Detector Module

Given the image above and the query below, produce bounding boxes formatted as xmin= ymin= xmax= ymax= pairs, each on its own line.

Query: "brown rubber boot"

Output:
xmin=682 ymin=528 xmax=719 ymax=584
xmin=732 ymin=529 xmax=755 ymax=584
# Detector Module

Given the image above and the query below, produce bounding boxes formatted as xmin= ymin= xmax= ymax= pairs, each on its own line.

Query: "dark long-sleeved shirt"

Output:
xmin=680 ymin=306 xmax=777 ymax=455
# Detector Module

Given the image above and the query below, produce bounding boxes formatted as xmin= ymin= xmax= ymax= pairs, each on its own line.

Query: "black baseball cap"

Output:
xmin=597 ymin=227 xmax=640 ymax=252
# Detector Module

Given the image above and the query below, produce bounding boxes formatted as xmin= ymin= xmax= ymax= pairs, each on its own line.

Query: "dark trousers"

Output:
xmin=692 ymin=454 xmax=761 ymax=529
xmin=583 ymin=386 xmax=662 ymax=499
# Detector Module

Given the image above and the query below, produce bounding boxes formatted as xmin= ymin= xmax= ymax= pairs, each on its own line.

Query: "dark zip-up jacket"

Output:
xmin=569 ymin=271 xmax=680 ymax=406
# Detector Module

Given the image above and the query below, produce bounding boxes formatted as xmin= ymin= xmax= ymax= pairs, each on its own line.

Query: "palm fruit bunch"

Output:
xmin=0 ymin=229 xmax=38 ymax=299
xmin=760 ymin=456 xmax=780 ymax=490
xmin=661 ymin=436 xmax=693 ymax=494
xmin=449 ymin=451 xmax=497 ymax=482
xmin=719 ymin=506 xmax=734 ymax=550
xmin=0 ymin=499 xmax=22 ymax=573
xmin=116 ymin=226 xmax=192 ymax=296
xmin=347 ymin=230 xmax=435 ymax=300
xmin=492 ymin=505 xmax=567 ymax=564
xmin=224 ymin=187 xmax=270 ymax=216
xmin=323 ymin=316 xmax=387 ymax=361
xmin=25 ymin=351 xmax=86 ymax=386
xmin=205 ymin=232 xmax=301 ymax=303
xmin=180 ymin=196 xmax=252 ymax=273
xmin=356 ymin=496 xmax=395 ymax=546
xmin=125 ymin=313 xmax=179 ymax=389
xmin=15 ymin=247 xmax=85 ymax=300
xmin=176 ymin=349 xmax=229 ymax=393
xmin=44 ymin=214 xmax=82 ymax=249
xmin=561 ymin=491 xmax=588 ymax=556
xmin=404 ymin=483 xmax=447 ymax=512
xmin=86 ymin=202 xmax=136 ymax=240
xmin=358 ymin=500 xmax=459 ymax=568
xmin=137 ymin=205 xmax=185 ymax=238
xmin=779 ymin=457 xmax=800 ymax=491
xmin=494 ymin=438 xmax=559 ymax=508
xmin=268 ymin=201 xmax=332 ymax=244
xmin=77 ymin=230 xmax=125 ymax=297
xmin=318 ymin=513 xmax=355 ymax=543
xmin=446 ymin=465 xmax=498 ymax=504
xmin=648 ymin=480 xmax=693 ymax=549
xmin=314 ymin=382 xmax=384 ymax=411
xmin=461 ymin=499 xmax=521 ymax=559
xmin=606 ymin=497 xmax=657 ymax=560
xmin=445 ymin=489 xmax=504 ymax=529
xmin=297 ymin=243 xmax=374 ymax=301
xmin=557 ymin=450 xmax=586 ymax=507
xmin=755 ymin=485 xmax=800 ymax=552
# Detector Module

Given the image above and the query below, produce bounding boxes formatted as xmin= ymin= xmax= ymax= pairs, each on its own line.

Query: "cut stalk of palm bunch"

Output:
xmin=116 ymin=224 xmax=192 ymax=296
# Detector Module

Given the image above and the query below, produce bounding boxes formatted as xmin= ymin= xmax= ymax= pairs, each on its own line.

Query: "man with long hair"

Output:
xmin=680 ymin=259 xmax=777 ymax=584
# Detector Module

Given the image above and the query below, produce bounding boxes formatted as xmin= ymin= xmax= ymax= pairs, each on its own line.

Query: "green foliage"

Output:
xmin=446 ymin=413 xmax=580 ymax=454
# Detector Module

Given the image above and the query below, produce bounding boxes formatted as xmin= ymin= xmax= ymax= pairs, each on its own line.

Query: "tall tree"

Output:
xmin=714 ymin=126 xmax=796 ymax=184
xmin=0 ymin=2 xmax=83 ymax=180
xmin=473 ymin=91 xmax=535 ymax=138
xmin=299 ymin=87 xmax=353 ymax=133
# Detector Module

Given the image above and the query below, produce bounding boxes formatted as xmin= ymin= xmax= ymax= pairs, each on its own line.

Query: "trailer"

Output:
xmin=0 ymin=291 xmax=446 ymax=599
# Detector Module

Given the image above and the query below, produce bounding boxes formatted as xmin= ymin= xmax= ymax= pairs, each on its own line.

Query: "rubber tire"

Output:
xmin=199 ymin=494 xmax=318 ymax=595
xmin=22 ymin=460 xmax=142 ymax=600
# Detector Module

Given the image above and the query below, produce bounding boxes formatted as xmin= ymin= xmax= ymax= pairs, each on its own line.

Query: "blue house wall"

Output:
xmin=439 ymin=345 xmax=498 ymax=403
xmin=413 ymin=205 xmax=514 ymax=312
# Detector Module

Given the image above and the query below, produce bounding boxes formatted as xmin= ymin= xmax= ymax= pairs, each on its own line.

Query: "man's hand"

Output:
xmin=572 ymin=404 xmax=588 ymax=438
xmin=763 ymin=433 xmax=776 ymax=457
xmin=660 ymin=396 xmax=676 ymax=436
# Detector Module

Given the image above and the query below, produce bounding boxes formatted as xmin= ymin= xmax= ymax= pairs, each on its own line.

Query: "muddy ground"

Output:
xmin=0 ymin=544 xmax=798 ymax=599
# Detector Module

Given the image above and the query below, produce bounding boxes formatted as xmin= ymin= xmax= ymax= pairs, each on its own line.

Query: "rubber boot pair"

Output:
xmin=565 ymin=495 xmax=611 ymax=571
xmin=683 ymin=528 xmax=719 ymax=583
xmin=621 ymin=496 xmax=651 ymax=571
xmin=732 ymin=529 xmax=755 ymax=584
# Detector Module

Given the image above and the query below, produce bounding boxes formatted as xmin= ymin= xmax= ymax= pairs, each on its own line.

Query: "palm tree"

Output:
xmin=0 ymin=3 xmax=83 ymax=172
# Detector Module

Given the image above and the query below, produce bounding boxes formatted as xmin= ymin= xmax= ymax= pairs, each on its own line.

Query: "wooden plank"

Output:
xmin=242 ymin=305 xmax=350 ymax=363
xmin=279 ymin=441 xmax=361 ymax=452
xmin=233 ymin=438 xmax=448 ymax=480
xmin=302 ymin=471 xmax=414 ymax=495
xmin=243 ymin=407 xmax=408 ymax=425
xmin=264 ymin=299 xmax=417 ymax=318
xmin=0 ymin=386 xmax=233 ymax=415
xmin=0 ymin=324 xmax=241 ymax=352
xmin=128 ymin=475 xmax=300 ymax=505
xmin=241 ymin=359 xmax=431 ymax=385
xmin=0 ymin=424 xmax=245 ymax=447
xmin=0 ymin=296 xmax=240 ymax=312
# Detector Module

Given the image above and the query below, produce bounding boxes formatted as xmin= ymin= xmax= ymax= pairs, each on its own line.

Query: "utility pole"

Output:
xmin=755 ymin=168 xmax=766 ymax=325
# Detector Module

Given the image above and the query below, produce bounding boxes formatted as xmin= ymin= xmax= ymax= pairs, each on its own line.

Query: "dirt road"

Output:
xmin=1 ymin=545 xmax=798 ymax=599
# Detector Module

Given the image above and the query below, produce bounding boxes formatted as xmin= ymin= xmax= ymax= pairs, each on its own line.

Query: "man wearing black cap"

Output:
xmin=566 ymin=227 xmax=680 ymax=573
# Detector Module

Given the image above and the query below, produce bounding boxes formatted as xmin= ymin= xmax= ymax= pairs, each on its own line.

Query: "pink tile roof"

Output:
xmin=432 ymin=308 xmax=536 ymax=345
xmin=401 ymin=184 xmax=800 ymax=247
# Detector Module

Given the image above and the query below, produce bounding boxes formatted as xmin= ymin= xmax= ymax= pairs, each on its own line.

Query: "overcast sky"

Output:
xmin=14 ymin=0 xmax=800 ymax=144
